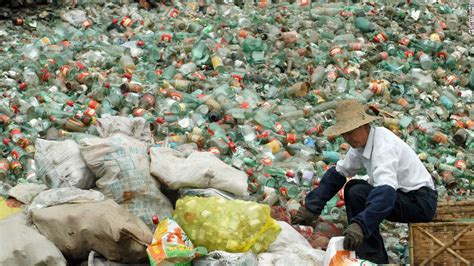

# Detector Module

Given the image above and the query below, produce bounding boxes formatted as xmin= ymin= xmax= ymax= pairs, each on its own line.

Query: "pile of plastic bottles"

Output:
xmin=0 ymin=0 xmax=472 ymax=263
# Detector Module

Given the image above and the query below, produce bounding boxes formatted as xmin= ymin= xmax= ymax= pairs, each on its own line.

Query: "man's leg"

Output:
xmin=344 ymin=180 xmax=389 ymax=264
xmin=386 ymin=187 xmax=437 ymax=223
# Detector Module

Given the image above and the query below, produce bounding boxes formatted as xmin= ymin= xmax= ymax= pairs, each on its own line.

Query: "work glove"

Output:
xmin=343 ymin=223 xmax=364 ymax=251
xmin=291 ymin=206 xmax=318 ymax=226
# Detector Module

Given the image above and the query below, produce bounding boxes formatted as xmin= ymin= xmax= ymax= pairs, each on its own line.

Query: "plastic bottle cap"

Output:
xmin=240 ymin=101 xmax=250 ymax=109
xmin=123 ymin=73 xmax=132 ymax=80
xmin=261 ymin=158 xmax=272 ymax=166
xmin=152 ymin=215 xmax=159 ymax=225
xmin=19 ymin=82 xmax=27 ymax=90
xmin=76 ymin=62 xmax=86 ymax=70
xmin=246 ymin=169 xmax=254 ymax=176
xmin=42 ymin=72 xmax=50 ymax=81
xmin=258 ymin=131 xmax=269 ymax=139
xmin=336 ymin=200 xmax=345 ymax=207
xmin=405 ymin=51 xmax=414 ymax=58
xmin=380 ymin=52 xmax=389 ymax=60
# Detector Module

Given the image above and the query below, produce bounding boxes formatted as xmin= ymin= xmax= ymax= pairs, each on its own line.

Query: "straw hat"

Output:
xmin=323 ymin=99 xmax=380 ymax=137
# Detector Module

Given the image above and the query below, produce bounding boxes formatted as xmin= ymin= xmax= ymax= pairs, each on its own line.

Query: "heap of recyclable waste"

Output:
xmin=0 ymin=0 xmax=473 ymax=264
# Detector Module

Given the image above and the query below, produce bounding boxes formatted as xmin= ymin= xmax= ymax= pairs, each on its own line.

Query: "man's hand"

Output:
xmin=291 ymin=206 xmax=318 ymax=226
xmin=343 ymin=223 xmax=364 ymax=251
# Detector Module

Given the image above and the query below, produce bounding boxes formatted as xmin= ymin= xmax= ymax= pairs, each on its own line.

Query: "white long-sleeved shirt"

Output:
xmin=336 ymin=126 xmax=435 ymax=192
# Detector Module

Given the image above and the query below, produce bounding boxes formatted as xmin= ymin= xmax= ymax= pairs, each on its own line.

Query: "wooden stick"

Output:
xmin=409 ymin=224 xmax=414 ymax=266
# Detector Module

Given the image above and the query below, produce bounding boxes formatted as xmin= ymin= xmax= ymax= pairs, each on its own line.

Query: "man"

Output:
xmin=292 ymin=99 xmax=437 ymax=264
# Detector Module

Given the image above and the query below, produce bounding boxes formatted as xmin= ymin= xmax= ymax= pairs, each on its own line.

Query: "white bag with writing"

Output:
xmin=323 ymin=237 xmax=376 ymax=266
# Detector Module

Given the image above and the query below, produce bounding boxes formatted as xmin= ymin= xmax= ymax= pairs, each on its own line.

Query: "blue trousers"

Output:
xmin=305 ymin=167 xmax=438 ymax=263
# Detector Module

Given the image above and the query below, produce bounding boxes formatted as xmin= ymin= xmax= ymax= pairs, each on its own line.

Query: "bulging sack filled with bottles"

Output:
xmin=146 ymin=217 xmax=207 ymax=266
xmin=79 ymin=133 xmax=173 ymax=229
xmin=173 ymin=196 xmax=281 ymax=254
xmin=35 ymin=139 xmax=95 ymax=189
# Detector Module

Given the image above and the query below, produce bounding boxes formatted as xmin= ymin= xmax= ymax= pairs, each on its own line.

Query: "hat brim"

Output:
xmin=323 ymin=115 xmax=380 ymax=137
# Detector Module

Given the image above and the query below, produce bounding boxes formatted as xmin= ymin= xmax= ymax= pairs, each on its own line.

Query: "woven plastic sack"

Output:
xmin=8 ymin=183 xmax=48 ymax=204
xmin=0 ymin=213 xmax=66 ymax=266
xmin=35 ymin=139 xmax=95 ymax=189
xmin=27 ymin=187 xmax=105 ymax=213
xmin=193 ymin=251 xmax=257 ymax=266
xmin=79 ymin=133 xmax=173 ymax=229
xmin=173 ymin=196 xmax=281 ymax=254
xmin=146 ymin=217 xmax=207 ymax=266
xmin=150 ymin=147 xmax=248 ymax=196
xmin=95 ymin=116 xmax=152 ymax=144
xmin=31 ymin=199 xmax=151 ymax=263
xmin=257 ymin=221 xmax=325 ymax=266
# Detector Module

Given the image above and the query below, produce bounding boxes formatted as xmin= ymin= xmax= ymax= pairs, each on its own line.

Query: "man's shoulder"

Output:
xmin=375 ymin=126 xmax=392 ymax=134
xmin=375 ymin=126 xmax=413 ymax=152
xmin=375 ymin=126 xmax=400 ymax=140
xmin=373 ymin=126 xmax=405 ymax=148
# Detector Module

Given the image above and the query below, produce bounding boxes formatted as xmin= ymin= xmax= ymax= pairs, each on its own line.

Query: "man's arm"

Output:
xmin=335 ymin=148 xmax=365 ymax=177
xmin=305 ymin=167 xmax=346 ymax=214
xmin=305 ymin=148 xmax=364 ymax=214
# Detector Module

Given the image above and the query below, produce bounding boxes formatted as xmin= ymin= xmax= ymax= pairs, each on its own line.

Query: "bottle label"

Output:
xmin=84 ymin=108 xmax=96 ymax=117
xmin=211 ymin=55 xmax=224 ymax=70
xmin=454 ymin=160 xmax=466 ymax=170
xmin=168 ymin=9 xmax=179 ymax=18
xmin=445 ymin=75 xmax=458 ymax=85
xmin=161 ymin=33 xmax=172 ymax=42
xmin=208 ymin=147 xmax=220 ymax=156
xmin=300 ymin=0 xmax=310 ymax=6
xmin=0 ymin=160 xmax=9 ymax=173
xmin=373 ymin=32 xmax=388 ymax=43
xmin=82 ymin=19 xmax=92 ymax=28
xmin=286 ymin=134 xmax=297 ymax=144
xmin=40 ymin=37 xmax=51 ymax=46
xmin=121 ymin=16 xmax=133 ymax=27
xmin=329 ymin=47 xmax=342 ymax=57
xmin=399 ymin=37 xmax=410 ymax=46
xmin=60 ymin=65 xmax=71 ymax=78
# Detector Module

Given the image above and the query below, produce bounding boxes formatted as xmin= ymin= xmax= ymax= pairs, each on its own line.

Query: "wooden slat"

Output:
xmin=436 ymin=201 xmax=474 ymax=220
xmin=409 ymin=223 xmax=414 ymax=266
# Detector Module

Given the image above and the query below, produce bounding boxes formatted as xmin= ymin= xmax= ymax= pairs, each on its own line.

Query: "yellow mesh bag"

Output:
xmin=173 ymin=196 xmax=281 ymax=254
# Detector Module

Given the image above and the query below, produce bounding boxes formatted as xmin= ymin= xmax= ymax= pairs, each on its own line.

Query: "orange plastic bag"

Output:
xmin=323 ymin=237 xmax=376 ymax=266
xmin=147 ymin=218 xmax=207 ymax=266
